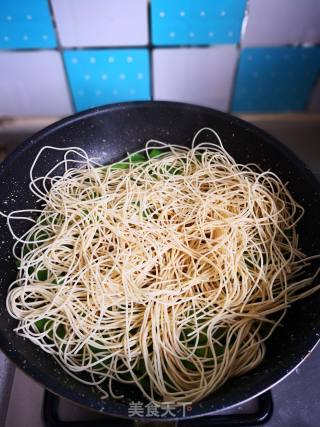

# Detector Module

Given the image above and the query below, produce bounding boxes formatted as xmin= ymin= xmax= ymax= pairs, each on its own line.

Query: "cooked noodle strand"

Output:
xmin=5 ymin=129 xmax=320 ymax=404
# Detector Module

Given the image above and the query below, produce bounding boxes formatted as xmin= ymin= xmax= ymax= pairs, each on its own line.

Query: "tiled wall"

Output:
xmin=1 ymin=0 xmax=320 ymax=116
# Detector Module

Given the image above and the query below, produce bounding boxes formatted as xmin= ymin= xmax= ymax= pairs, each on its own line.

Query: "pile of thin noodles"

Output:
xmin=5 ymin=129 xmax=320 ymax=405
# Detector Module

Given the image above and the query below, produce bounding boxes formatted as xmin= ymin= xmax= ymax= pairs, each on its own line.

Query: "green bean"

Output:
xmin=182 ymin=360 xmax=197 ymax=370
xmin=56 ymin=325 xmax=66 ymax=339
xmin=135 ymin=358 xmax=146 ymax=374
xmin=284 ymin=229 xmax=292 ymax=238
xmin=111 ymin=162 xmax=129 ymax=170
xmin=119 ymin=371 xmax=132 ymax=381
xmin=165 ymin=165 xmax=182 ymax=175
xmin=138 ymin=375 xmax=150 ymax=391
xmin=35 ymin=318 xmax=65 ymax=339
xmin=36 ymin=269 xmax=48 ymax=281
xmin=37 ymin=214 xmax=48 ymax=225
xmin=28 ymin=266 xmax=34 ymax=275
xmin=36 ymin=231 xmax=49 ymax=241
xmin=129 ymin=153 xmax=146 ymax=163
xmin=35 ymin=318 xmax=50 ymax=333
xmin=195 ymin=347 xmax=206 ymax=357
xmin=149 ymin=149 xmax=163 ymax=158
xmin=23 ymin=244 xmax=33 ymax=256
xmin=89 ymin=344 xmax=104 ymax=354
xmin=52 ymin=277 xmax=64 ymax=285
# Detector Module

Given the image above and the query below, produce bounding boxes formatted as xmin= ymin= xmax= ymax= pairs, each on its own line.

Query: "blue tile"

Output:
xmin=64 ymin=49 xmax=151 ymax=112
xmin=232 ymin=47 xmax=320 ymax=113
xmin=151 ymin=0 xmax=246 ymax=45
xmin=0 ymin=0 xmax=56 ymax=49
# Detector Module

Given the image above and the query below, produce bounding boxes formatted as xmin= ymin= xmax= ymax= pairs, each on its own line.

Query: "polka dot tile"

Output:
xmin=309 ymin=78 xmax=320 ymax=112
xmin=0 ymin=0 xmax=56 ymax=49
xmin=232 ymin=47 xmax=320 ymax=113
xmin=64 ymin=49 xmax=151 ymax=112
xmin=151 ymin=0 xmax=246 ymax=45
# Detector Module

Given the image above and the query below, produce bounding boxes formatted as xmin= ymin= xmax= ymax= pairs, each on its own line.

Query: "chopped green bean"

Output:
xmin=135 ymin=358 xmax=146 ymax=374
xmin=165 ymin=165 xmax=183 ymax=175
xmin=35 ymin=318 xmax=65 ymax=339
xmin=182 ymin=359 xmax=197 ymax=371
xmin=53 ymin=214 xmax=62 ymax=225
xmin=36 ymin=231 xmax=49 ymax=241
xmin=198 ymin=333 xmax=208 ymax=346
xmin=111 ymin=162 xmax=129 ymax=170
xmin=119 ymin=371 xmax=132 ymax=381
xmin=149 ymin=149 xmax=164 ymax=158
xmin=35 ymin=318 xmax=51 ymax=333
xmin=52 ymin=277 xmax=64 ymax=285
xmin=129 ymin=153 xmax=146 ymax=163
xmin=23 ymin=244 xmax=32 ymax=256
xmin=138 ymin=375 xmax=150 ymax=391
xmin=89 ymin=191 xmax=99 ymax=199
xmin=56 ymin=325 xmax=66 ymax=339
xmin=89 ymin=344 xmax=104 ymax=354
xmin=37 ymin=214 xmax=48 ymax=225
xmin=195 ymin=347 xmax=206 ymax=357
xmin=213 ymin=345 xmax=224 ymax=357
xmin=284 ymin=229 xmax=292 ymax=238
xmin=37 ymin=269 xmax=48 ymax=281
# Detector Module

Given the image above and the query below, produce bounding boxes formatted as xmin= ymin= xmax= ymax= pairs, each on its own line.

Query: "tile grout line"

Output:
xmin=0 ymin=43 xmax=249 ymax=52
xmin=227 ymin=0 xmax=251 ymax=113
xmin=306 ymin=71 xmax=320 ymax=112
xmin=227 ymin=47 xmax=241 ymax=114
xmin=47 ymin=0 xmax=76 ymax=114
xmin=147 ymin=0 xmax=154 ymax=100
xmin=1 ymin=43 xmax=320 ymax=53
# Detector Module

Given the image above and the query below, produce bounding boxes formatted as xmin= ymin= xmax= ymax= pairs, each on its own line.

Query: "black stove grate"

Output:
xmin=43 ymin=390 xmax=273 ymax=427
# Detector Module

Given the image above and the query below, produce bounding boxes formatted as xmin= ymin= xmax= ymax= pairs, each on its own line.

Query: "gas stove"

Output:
xmin=2 ymin=340 xmax=320 ymax=427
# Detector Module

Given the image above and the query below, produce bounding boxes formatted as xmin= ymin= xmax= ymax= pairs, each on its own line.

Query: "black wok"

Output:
xmin=0 ymin=101 xmax=319 ymax=421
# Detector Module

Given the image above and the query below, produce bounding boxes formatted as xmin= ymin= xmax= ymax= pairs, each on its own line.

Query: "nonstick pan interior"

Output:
xmin=0 ymin=101 xmax=319 ymax=420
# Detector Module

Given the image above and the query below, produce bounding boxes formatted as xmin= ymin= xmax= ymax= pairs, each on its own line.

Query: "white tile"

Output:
xmin=309 ymin=78 xmax=320 ymax=112
xmin=243 ymin=0 xmax=320 ymax=46
xmin=0 ymin=52 xmax=72 ymax=116
xmin=52 ymin=0 xmax=148 ymax=47
xmin=153 ymin=47 xmax=239 ymax=111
